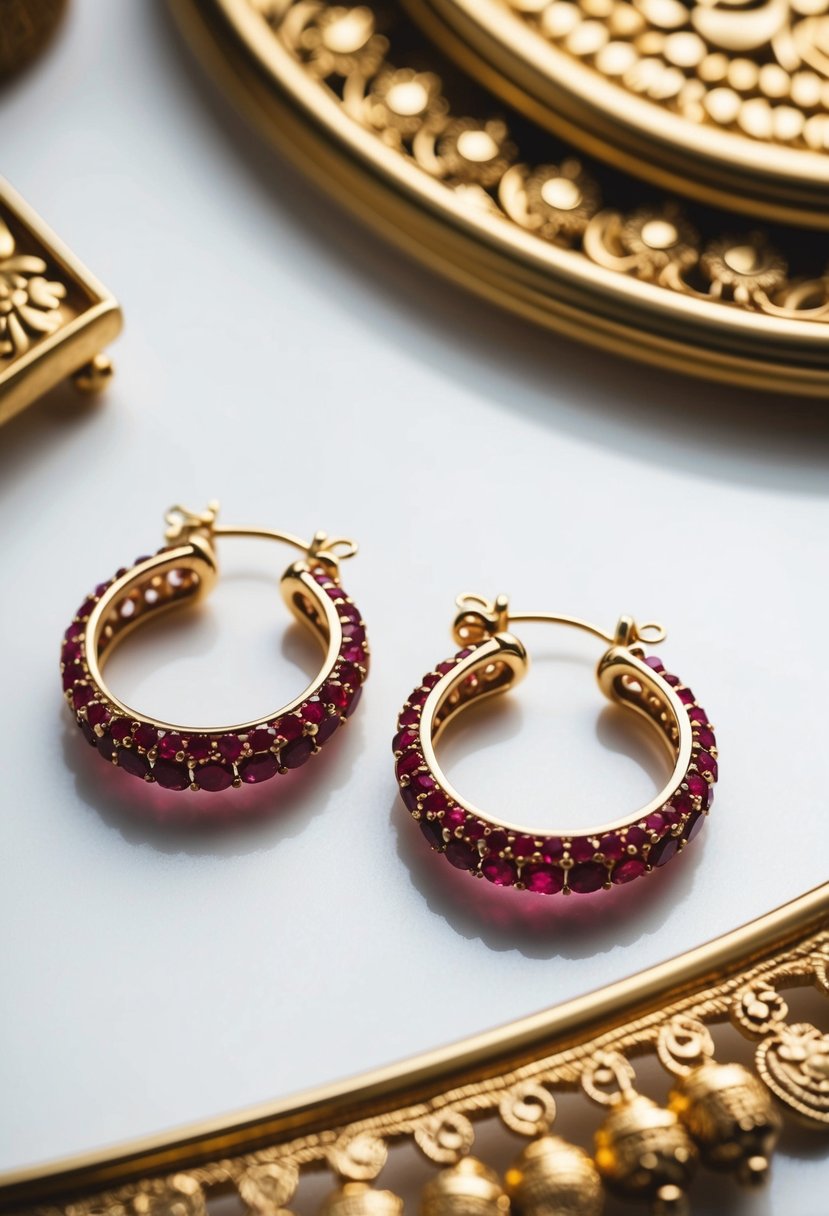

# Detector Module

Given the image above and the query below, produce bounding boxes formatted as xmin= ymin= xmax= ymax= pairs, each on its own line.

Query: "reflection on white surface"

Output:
xmin=0 ymin=3 xmax=827 ymax=1211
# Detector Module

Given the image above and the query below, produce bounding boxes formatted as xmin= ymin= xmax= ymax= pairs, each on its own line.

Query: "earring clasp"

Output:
xmin=452 ymin=593 xmax=666 ymax=649
xmin=163 ymin=502 xmax=358 ymax=566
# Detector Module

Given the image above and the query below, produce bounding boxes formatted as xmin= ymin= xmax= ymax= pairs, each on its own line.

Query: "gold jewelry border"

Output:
xmin=3 ymin=881 xmax=827 ymax=1211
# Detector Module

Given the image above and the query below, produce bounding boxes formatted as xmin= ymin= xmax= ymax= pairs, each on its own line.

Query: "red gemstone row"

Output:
xmin=62 ymin=563 xmax=368 ymax=792
xmin=393 ymin=650 xmax=717 ymax=894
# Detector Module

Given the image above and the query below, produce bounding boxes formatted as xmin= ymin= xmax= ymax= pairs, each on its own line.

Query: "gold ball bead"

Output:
xmin=669 ymin=1061 xmax=781 ymax=1183
xmin=320 ymin=1183 xmax=403 ymax=1216
xmin=505 ymin=1135 xmax=603 ymax=1216
xmin=594 ymin=1094 xmax=697 ymax=1203
xmin=421 ymin=1157 xmax=511 ymax=1216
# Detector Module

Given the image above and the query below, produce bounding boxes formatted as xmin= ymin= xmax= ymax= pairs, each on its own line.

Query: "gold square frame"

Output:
xmin=0 ymin=178 xmax=122 ymax=426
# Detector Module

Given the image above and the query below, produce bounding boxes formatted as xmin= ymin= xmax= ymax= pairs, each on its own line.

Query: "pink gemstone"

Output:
xmin=695 ymin=750 xmax=718 ymax=781
xmin=396 ymin=751 xmax=422 ymax=780
xmin=420 ymin=817 xmax=445 ymax=850
xmin=64 ymin=625 xmax=81 ymax=644
xmin=195 ymin=763 xmax=234 ymax=792
xmin=408 ymin=688 xmax=430 ymax=707
xmin=571 ymin=837 xmax=596 ymax=863
xmin=134 ymin=723 xmax=158 ymax=751
xmin=97 ymin=735 xmax=116 ymax=762
xmin=86 ymin=703 xmax=110 ymax=729
xmin=393 ymin=729 xmax=418 ymax=753
xmin=398 ymin=707 xmax=420 ymax=728
xmin=626 ymin=826 xmax=647 ymax=850
xmin=523 ymin=863 xmax=564 ymax=895
xmin=154 ymin=759 xmax=191 ymax=791
xmin=110 ymin=718 xmax=132 ymax=743
xmin=422 ymin=672 xmax=440 ymax=690
xmin=645 ymin=656 xmax=664 ymax=672
xmin=401 ymin=785 xmax=420 ymax=812
xmin=240 ymin=753 xmax=279 ymax=784
xmin=249 ymin=727 xmax=276 ymax=752
xmin=513 ymin=834 xmax=537 ymax=859
xmin=466 ymin=820 xmax=485 ymax=841
xmin=486 ymin=830 xmax=508 ymax=854
xmin=568 ymin=862 xmax=606 ymax=894
xmin=321 ymin=681 xmax=349 ymax=711
xmin=445 ymin=840 xmax=479 ymax=870
xmin=422 ymin=791 xmax=449 ymax=814
xmin=541 ymin=837 xmax=564 ymax=862
xmin=316 ymin=715 xmax=340 ymax=745
xmin=677 ymin=687 xmax=695 ymax=705
xmin=62 ymin=664 xmax=84 ymax=691
xmin=282 ymin=736 xmax=313 ymax=768
xmin=338 ymin=604 xmax=361 ymax=624
xmin=301 ymin=700 xmax=326 ymax=726
xmin=218 ymin=734 xmax=244 ymax=762
xmin=157 ymin=733 xmax=183 ymax=760
xmin=410 ymin=771 xmax=437 ymax=796
xmin=444 ymin=808 xmax=467 ymax=832
xmin=688 ymin=706 xmax=708 ymax=724
xmin=72 ymin=684 xmax=94 ymax=710
xmin=188 ymin=735 xmax=212 ymax=760
xmin=645 ymin=811 xmax=666 ymax=836
xmin=599 ymin=833 xmax=625 ymax=861
xmin=481 ymin=856 xmax=516 ymax=886
xmin=342 ymin=622 xmax=366 ymax=645
xmin=275 ymin=715 xmax=303 ymax=742
xmin=683 ymin=809 xmax=705 ymax=843
xmin=694 ymin=726 xmax=716 ymax=751
xmin=436 ymin=660 xmax=455 ymax=675
xmin=342 ymin=643 xmax=366 ymax=665
xmin=61 ymin=640 xmax=82 ymax=666
xmin=613 ymin=859 xmax=646 ymax=885
xmin=663 ymin=673 xmax=680 ymax=686
xmin=77 ymin=597 xmax=96 ymax=618
xmin=685 ymin=773 xmax=711 ymax=808
xmin=117 ymin=748 xmax=149 ymax=779
xmin=650 ymin=835 xmax=679 ymax=867
xmin=80 ymin=720 xmax=96 ymax=747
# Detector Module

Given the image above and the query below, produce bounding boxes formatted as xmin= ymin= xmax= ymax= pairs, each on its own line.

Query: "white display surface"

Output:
xmin=2 ymin=3 xmax=828 ymax=1210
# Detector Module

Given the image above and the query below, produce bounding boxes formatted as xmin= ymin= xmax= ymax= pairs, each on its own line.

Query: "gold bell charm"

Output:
xmin=659 ymin=1015 xmax=781 ymax=1186
xmin=583 ymin=1051 xmax=697 ymax=1215
xmin=500 ymin=1081 xmax=603 ymax=1216
xmin=421 ymin=1157 xmax=510 ymax=1216
xmin=322 ymin=1133 xmax=402 ymax=1216
xmin=320 ymin=1183 xmax=403 ymax=1216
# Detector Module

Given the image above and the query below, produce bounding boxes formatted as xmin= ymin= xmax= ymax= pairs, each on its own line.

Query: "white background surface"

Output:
xmin=2 ymin=3 xmax=828 ymax=1211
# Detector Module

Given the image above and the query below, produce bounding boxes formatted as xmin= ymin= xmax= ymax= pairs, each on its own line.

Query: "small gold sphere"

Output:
xmin=421 ymin=1157 xmax=510 ymax=1216
xmin=73 ymin=353 xmax=115 ymax=394
xmin=320 ymin=1182 xmax=403 ymax=1216
xmin=594 ymin=1094 xmax=697 ymax=1205
xmin=505 ymin=1135 xmax=603 ymax=1216
xmin=669 ymin=1061 xmax=781 ymax=1185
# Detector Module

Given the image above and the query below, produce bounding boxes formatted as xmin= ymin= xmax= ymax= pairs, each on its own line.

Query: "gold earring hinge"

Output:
xmin=163 ymin=502 xmax=358 ymax=564
xmin=453 ymin=593 xmax=666 ymax=649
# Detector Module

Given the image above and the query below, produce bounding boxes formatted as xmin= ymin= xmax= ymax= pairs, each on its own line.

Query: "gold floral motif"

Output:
xmin=363 ymin=67 xmax=447 ymax=141
xmin=288 ymin=4 xmax=388 ymax=78
xmin=700 ymin=235 xmax=788 ymax=304
xmin=756 ymin=1023 xmax=829 ymax=1125
xmin=0 ymin=218 xmax=66 ymax=360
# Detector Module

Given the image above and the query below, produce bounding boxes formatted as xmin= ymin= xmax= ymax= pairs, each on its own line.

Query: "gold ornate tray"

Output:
xmin=2 ymin=882 xmax=827 ymax=1214
xmin=407 ymin=0 xmax=829 ymax=229
xmin=171 ymin=0 xmax=829 ymax=394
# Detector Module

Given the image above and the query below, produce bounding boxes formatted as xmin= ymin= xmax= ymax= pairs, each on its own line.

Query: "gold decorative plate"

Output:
xmin=170 ymin=0 xmax=829 ymax=394
xmin=406 ymin=0 xmax=829 ymax=229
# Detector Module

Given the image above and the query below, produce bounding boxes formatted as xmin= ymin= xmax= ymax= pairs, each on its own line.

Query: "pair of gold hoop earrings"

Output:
xmin=62 ymin=504 xmax=717 ymax=897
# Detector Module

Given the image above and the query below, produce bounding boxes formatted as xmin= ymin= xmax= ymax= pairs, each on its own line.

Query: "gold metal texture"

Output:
xmin=0 ymin=179 xmax=121 ymax=426
xmin=168 ymin=0 xmax=829 ymax=395
xmin=405 ymin=0 xmax=829 ymax=229
xmin=1 ymin=881 xmax=827 ymax=1214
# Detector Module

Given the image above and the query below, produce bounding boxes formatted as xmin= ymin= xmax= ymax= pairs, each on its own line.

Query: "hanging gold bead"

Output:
xmin=320 ymin=1182 xmax=404 ymax=1216
xmin=421 ymin=1157 xmax=511 ymax=1216
xmin=669 ymin=1060 xmax=781 ymax=1186
xmin=594 ymin=1094 xmax=697 ymax=1215
xmin=505 ymin=1134 xmax=603 ymax=1216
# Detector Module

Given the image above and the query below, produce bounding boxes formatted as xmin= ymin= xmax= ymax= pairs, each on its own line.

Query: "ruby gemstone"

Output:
xmin=282 ymin=736 xmax=313 ymax=769
xmin=436 ymin=660 xmax=456 ymax=675
xmin=481 ymin=856 xmax=516 ymax=886
xmin=249 ymin=727 xmax=276 ymax=752
xmin=321 ymin=681 xmax=349 ymax=711
xmin=409 ymin=771 xmax=437 ymax=796
xmin=599 ymin=833 xmax=625 ymax=861
xmin=688 ymin=706 xmax=708 ymax=725
xmin=396 ymin=751 xmax=422 ymax=779
xmin=645 ymin=656 xmax=665 ymax=672
xmin=110 ymin=718 xmax=132 ymax=744
xmin=523 ymin=863 xmax=564 ymax=895
xmin=301 ymin=700 xmax=326 ymax=726
xmin=97 ymin=735 xmax=116 ymax=762
xmin=401 ymin=785 xmax=420 ymax=812
xmin=80 ymin=720 xmax=96 ymax=747
xmin=650 ymin=835 xmax=679 ymax=867
xmin=393 ymin=729 xmax=418 ymax=753
xmin=62 ymin=664 xmax=84 ymax=691
xmin=466 ymin=820 xmax=485 ymax=841
xmin=568 ymin=862 xmax=606 ymax=893
xmin=72 ymin=684 xmax=94 ymax=710
xmin=513 ymin=834 xmax=537 ymax=859
xmin=117 ymin=748 xmax=149 ymax=778
xmin=276 ymin=715 xmax=303 ymax=742
xmin=541 ymin=837 xmax=564 ymax=862
xmin=153 ymin=759 xmax=191 ymax=790
xmin=663 ymin=673 xmax=680 ymax=686
xmin=445 ymin=840 xmax=479 ymax=870
xmin=188 ymin=735 xmax=212 ymax=760
xmin=341 ymin=622 xmax=366 ymax=645
xmin=695 ymin=750 xmax=718 ymax=781
xmin=77 ymin=597 xmax=97 ymax=618
xmin=677 ymin=687 xmax=695 ymax=705
xmin=240 ymin=754 xmax=279 ymax=784
xmin=486 ymin=830 xmax=508 ymax=854
xmin=683 ymin=809 xmax=705 ymax=843
xmin=626 ymin=826 xmax=648 ymax=850
xmin=613 ymin=859 xmax=646 ymax=885
xmin=195 ymin=764 xmax=234 ymax=792
xmin=157 ymin=733 xmax=183 ymax=760
xmin=420 ymin=817 xmax=445 ymax=850
xmin=398 ymin=708 xmax=419 ymax=728
xmin=422 ymin=672 xmax=440 ymax=690
xmin=422 ymin=791 xmax=449 ymax=814
xmin=218 ymin=734 xmax=244 ymax=762
xmin=443 ymin=808 xmax=467 ymax=832
xmin=645 ymin=812 xmax=666 ymax=836
xmin=342 ymin=643 xmax=366 ymax=665
xmin=694 ymin=726 xmax=716 ymax=751
xmin=86 ymin=703 xmax=110 ymax=729
xmin=61 ymin=640 xmax=82 ymax=666
xmin=685 ymin=773 xmax=712 ymax=808
xmin=571 ymin=837 xmax=596 ymax=863
xmin=316 ymin=715 xmax=340 ymax=746
xmin=134 ymin=724 xmax=158 ymax=751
